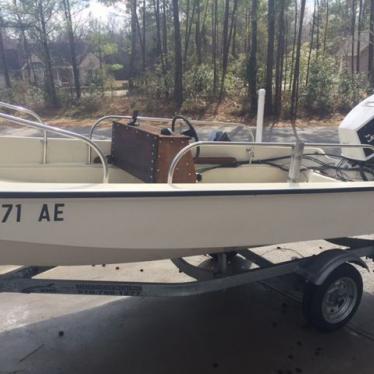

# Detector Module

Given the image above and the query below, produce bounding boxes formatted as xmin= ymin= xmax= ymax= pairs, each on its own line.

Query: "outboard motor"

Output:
xmin=339 ymin=95 xmax=374 ymax=161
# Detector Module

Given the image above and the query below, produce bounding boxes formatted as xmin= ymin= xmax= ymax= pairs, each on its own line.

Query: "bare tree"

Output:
xmin=0 ymin=15 xmax=11 ymax=89
xmin=290 ymin=0 xmax=306 ymax=124
xmin=306 ymin=0 xmax=317 ymax=86
xmin=351 ymin=0 xmax=357 ymax=76
xmin=61 ymin=0 xmax=81 ymax=101
xmin=212 ymin=0 xmax=218 ymax=96
xmin=183 ymin=0 xmax=197 ymax=64
xmin=289 ymin=0 xmax=298 ymax=92
xmin=315 ymin=0 xmax=320 ymax=58
xmin=356 ymin=0 xmax=363 ymax=73
xmin=129 ymin=0 xmax=137 ymax=89
xmin=162 ymin=0 xmax=168 ymax=64
xmin=265 ymin=0 xmax=275 ymax=115
xmin=248 ymin=0 xmax=258 ymax=114
xmin=172 ymin=0 xmax=183 ymax=109
xmin=275 ymin=0 xmax=285 ymax=119
xmin=153 ymin=0 xmax=168 ymax=95
xmin=142 ymin=0 xmax=146 ymax=71
xmin=218 ymin=0 xmax=239 ymax=104
xmin=195 ymin=0 xmax=202 ymax=64
xmin=322 ymin=0 xmax=329 ymax=56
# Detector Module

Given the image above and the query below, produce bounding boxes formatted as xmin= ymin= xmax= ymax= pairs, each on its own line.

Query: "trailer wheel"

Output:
xmin=302 ymin=263 xmax=363 ymax=332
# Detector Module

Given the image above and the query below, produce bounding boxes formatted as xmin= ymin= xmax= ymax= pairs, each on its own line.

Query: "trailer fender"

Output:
xmin=296 ymin=249 xmax=369 ymax=286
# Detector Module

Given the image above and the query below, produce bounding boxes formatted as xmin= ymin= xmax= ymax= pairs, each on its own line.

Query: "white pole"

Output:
xmin=256 ymin=88 xmax=266 ymax=143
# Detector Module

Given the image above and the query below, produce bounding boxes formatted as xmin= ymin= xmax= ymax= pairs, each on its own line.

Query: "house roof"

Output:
xmin=48 ymin=40 xmax=91 ymax=67
xmin=1 ymin=37 xmax=97 ymax=73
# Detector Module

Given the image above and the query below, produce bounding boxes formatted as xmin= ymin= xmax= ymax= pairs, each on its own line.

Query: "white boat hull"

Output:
xmin=1 ymin=182 xmax=374 ymax=265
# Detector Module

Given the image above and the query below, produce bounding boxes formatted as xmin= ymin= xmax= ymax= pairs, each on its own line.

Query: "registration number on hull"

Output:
xmin=1 ymin=203 xmax=65 ymax=223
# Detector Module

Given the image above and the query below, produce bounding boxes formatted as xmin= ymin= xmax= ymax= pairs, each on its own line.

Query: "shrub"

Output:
xmin=301 ymin=57 xmax=336 ymax=115
xmin=337 ymin=71 xmax=369 ymax=112
xmin=184 ymin=64 xmax=214 ymax=98
xmin=0 ymin=80 xmax=45 ymax=110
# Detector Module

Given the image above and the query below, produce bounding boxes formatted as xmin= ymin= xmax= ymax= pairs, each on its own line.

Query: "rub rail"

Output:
xmin=0 ymin=112 xmax=109 ymax=183
xmin=167 ymin=141 xmax=374 ymax=184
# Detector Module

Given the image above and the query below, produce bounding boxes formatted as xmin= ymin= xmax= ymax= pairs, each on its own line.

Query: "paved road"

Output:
xmin=1 ymin=241 xmax=374 ymax=374
xmin=1 ymin=123 xmax=374 ymax=374
xmin=0 ymin=122 xmax=340 ymax=144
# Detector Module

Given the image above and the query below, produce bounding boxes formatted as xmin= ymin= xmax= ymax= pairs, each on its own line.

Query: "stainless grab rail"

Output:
xmin=167 ymin=141 xmax=374 ymax=184
xmin=88 ymin=115 xmax=131 ymax=163
xmin=0 ymin=102 xmax=48 ymax=164
xmin=0 ymin=112 xmax=109 ymax=183
xmin=88 ymin=115 xmax=255 ymax=163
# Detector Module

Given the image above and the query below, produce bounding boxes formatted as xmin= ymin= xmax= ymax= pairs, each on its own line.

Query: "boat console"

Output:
xmin=111 ymin=120 xmax=196 ymax=183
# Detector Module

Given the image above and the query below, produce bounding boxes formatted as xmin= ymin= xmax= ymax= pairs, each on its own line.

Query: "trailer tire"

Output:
xmin=302 ymin=263 xmax=363 ymax=332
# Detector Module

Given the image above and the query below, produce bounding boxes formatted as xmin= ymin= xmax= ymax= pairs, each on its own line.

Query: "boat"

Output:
xmin=1 ymin=98 xmax=374 ymax=267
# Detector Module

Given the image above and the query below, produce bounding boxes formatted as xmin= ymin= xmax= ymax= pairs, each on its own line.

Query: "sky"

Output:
xmin=84 ymin=0 xmax=314 ymax=22
xmin=82 ymin=0 xmax=127 ymax=22
xmin=84 ymin=0 xmax=113 ymax=21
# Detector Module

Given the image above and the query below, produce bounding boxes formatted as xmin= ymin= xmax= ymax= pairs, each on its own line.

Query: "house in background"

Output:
xmin=338 ymin=31 xmax=371 ymax=74
xmin=0 ymin=38 xmax=101 ymax=89
xmin=0 ymin=38 xmax=23 ymax=88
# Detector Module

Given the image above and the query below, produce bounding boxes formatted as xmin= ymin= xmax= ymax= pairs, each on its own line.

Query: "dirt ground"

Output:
xmin=25 ymin=96 xmax=344 ymax=130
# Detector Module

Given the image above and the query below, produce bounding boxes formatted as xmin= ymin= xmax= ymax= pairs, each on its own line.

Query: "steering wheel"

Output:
xmin=171 ymin=115 xmax=199 ymax=142
xmin=171 ymin=115 xmax=200 ymax=158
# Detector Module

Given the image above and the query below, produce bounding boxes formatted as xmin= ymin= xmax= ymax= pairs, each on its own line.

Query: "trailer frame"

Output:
xmin=0 ymin=238 xmax=373 ymax=298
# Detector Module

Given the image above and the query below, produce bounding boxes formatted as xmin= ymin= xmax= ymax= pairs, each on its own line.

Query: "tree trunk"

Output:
xmin=315 ymin=0 xmax=320 ymax=59
xmin=183 ymin=0 xmax=196 ymax=64
xmin=265 ymin=0 xmax=275 ymax=115
xmin=142 ymin=0 xmax=146 ymax=72
xmin=153 ymin=0 xmax=168 ymax=96
xmin=38 ymin=1 xmax=58 ymax=107
xmin=283 ymin=17 xmax=289 ymax=91
xmin=306 ymin=0 xmax=317 ymax=86
xmin=172 ymin=0 xmax=183 ymax=109
xmin=351 ymin=0 xmax=356 ymax=76
xmin=129 ymin=0 xmax=137 ymax=89
xmin=356 ymin=0 xmax=363 ymax=73
xmin=21 ymin=27 xmax=33 ymax=84
xmin=200 ymin=0 xmax=210 ymax=53
xmin=275 ymin=0 xmax=285 ymax=119
xmin=322 ymin=0 xmax=329 ymax=56
xmin=248 ymin=0 xmax=258 ymax=114
xmin=218 ymin=0 xmax=238 ymax=103
xmin=162 ymin=0 xmax=168 ymax=64
xmin=218 ymin=0 xmax=230 ymax=103
xmin=232 ymin=13 xmax=237 ymax=58
xmin=212 ymin=0 xmax=218 ymax=97
xmin=289 ymin=0 xmax=298 ymax=92
xmin=244 ymin=7 xmax=250 ymax=53
xmin=135 ymin=7 xmax=146 ymax=72
xmin=290 ymin=0 xmax=306 ymax=123
xmin=195 ymin=0 xmax=202 ymax=64
xmin=62 ymin=0 xmax=81 ymax=101
xmin=12 ymin=0 xmax=33 ymax=84
xmin=0 ymin=17 xmax=11 ymax=89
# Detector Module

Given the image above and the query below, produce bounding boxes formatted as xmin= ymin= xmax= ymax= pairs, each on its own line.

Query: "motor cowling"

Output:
xmin=339 ymin=94 xmax=374 ymax=161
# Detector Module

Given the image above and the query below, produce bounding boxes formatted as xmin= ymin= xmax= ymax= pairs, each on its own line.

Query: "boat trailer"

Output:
xmin=1 ymin=237 xmax=373 ymax=332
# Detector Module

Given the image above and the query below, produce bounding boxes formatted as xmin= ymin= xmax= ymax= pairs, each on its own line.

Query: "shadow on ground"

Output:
xmin=1 ymin=282 xmax=373 ymax=374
